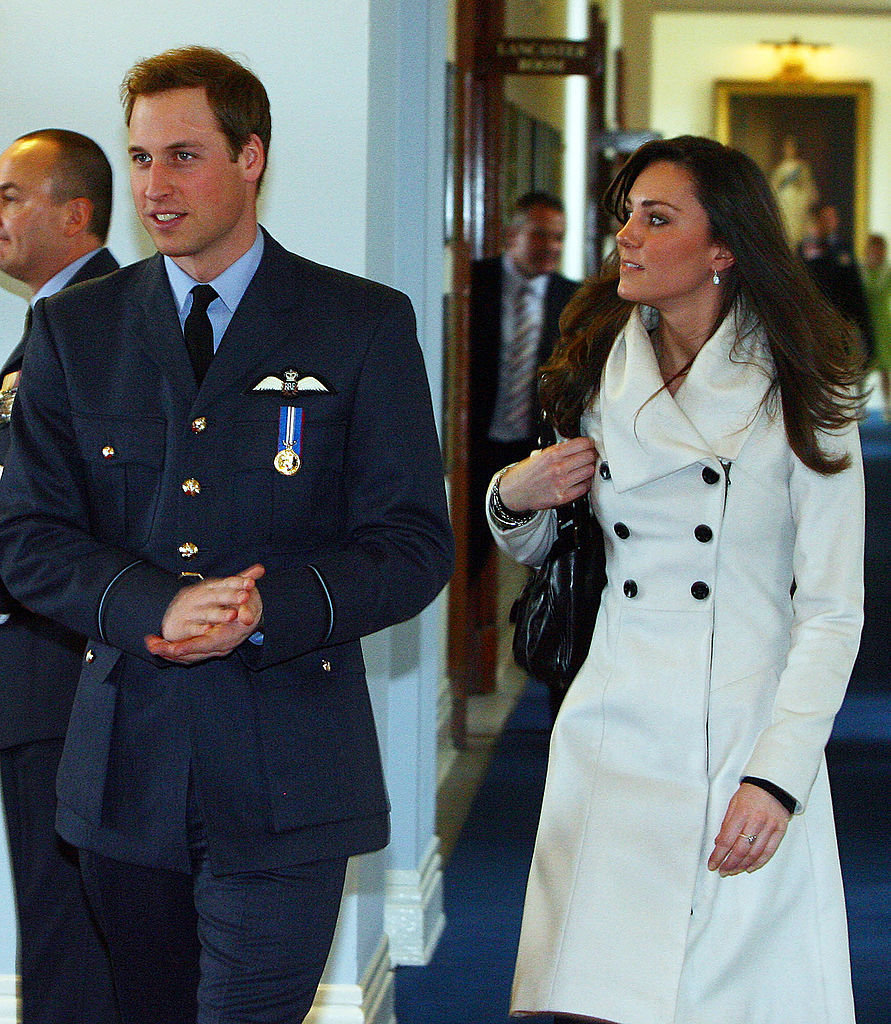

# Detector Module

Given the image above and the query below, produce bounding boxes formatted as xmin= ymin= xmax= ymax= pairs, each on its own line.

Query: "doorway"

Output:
xmin=445 ymin=0 xmax=606 ymax=745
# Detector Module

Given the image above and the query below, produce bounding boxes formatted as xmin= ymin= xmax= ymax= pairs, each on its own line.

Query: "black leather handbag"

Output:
xmin=509 ymin=435 xmax=607 ymax=690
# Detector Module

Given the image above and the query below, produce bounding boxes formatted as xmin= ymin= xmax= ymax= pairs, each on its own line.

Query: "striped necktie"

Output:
xmin=503 ymin=283 xmax=541 ymax=438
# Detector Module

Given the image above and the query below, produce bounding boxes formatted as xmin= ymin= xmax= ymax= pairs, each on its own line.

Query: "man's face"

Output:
xmin=506 ymin=204 xmax=566 ymax=278
xmin=128 ymin=86 xmax=264 ymax=282
xmin=0 ymin=138 xmax=68 ymax=293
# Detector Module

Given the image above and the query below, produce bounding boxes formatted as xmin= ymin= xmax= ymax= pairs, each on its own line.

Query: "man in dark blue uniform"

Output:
xmin=0 ymin=128 xmax=119 ymax=1024
xmin=0 ymin=48 xmax=452 ymax=1024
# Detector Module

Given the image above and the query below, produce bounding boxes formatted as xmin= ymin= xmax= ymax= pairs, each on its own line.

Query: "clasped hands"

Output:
xmin=144 ymin=563 xmax=265 ymax=664
xmin=498 ymin=436 xmax=598 ymax=512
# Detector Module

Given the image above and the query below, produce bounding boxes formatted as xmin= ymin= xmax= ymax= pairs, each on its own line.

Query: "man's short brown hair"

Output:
xmin=121 ymin=46 xmax=271 ymax=188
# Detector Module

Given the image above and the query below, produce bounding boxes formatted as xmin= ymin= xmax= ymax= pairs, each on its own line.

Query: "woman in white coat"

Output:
xmin=488 ymin=136 xmax=865 ymax=1024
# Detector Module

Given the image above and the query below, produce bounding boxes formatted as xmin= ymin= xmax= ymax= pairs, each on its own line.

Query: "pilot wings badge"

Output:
xmin=251 ymin=369 xmax=335 ymax=395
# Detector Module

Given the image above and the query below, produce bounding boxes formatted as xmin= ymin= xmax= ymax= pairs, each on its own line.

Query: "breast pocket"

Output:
xmin=220 ymin=413 xmax=347 ymax=546
xmin=271 ymin=413 xmax=346 ymax=538
xmin=73 ymin=415 xmax=165 ymax=548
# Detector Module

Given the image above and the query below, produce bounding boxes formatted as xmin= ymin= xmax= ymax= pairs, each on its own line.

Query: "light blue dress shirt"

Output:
xmin=164 ymin=228 xmax=265 ymax=349
xmin=31 ymin=247 xmax=111 ymax=306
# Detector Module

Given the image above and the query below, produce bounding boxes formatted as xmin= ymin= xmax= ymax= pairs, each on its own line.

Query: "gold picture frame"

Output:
xmin=714 ymin=78 xmax=871 ymax=254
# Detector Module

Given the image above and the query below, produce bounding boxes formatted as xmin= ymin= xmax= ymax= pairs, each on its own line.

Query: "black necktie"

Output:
xmin=183 ymin=284 xmax=217 ymax=384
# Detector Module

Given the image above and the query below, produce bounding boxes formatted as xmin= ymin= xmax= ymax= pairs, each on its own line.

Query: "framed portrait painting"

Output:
xmin=713 ymin=79 xmax=871 ymax=253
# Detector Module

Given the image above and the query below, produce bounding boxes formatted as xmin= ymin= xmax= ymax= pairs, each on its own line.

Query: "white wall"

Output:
xmin=650 ymin=12 xmax=891 ymax=241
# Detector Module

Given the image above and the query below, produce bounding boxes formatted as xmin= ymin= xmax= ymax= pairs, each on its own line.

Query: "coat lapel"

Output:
xmin=131 ymin=255 xmax=197 ymax=401
xmin=599 ymin=305 xmax=775 ymax=493
xmin=2 ymin=249 xmax=119 ymax=383
xmin=68 ymin=247 xmax=119 ymax=287
xmin=128 ymin=237 xmax=307 ymax=409
xmin=0 ymin=340 xmax=25 ymax=381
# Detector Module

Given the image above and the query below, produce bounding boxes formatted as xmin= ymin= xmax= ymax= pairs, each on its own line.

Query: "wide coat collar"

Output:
xmin=596 ymin=304 xmax=776 ymax=493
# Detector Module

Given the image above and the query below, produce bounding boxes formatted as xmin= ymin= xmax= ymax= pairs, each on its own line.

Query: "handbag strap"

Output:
xmin=535 ymin=406 xmax=590 ymax=539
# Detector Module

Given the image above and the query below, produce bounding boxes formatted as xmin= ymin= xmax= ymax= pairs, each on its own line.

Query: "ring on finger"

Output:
xmin=738 ymin=833 xmax=758 ymax=845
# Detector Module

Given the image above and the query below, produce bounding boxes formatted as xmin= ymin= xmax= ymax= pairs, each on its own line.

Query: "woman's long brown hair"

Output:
xmin=539 ymin=135 xmax=865 ymax=473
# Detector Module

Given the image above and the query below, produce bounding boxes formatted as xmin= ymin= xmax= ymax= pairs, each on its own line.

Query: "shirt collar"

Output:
xmin=164 ymin=228 xmax=264 ymax=316
xmin=31 ymin=248 xmax=105 ymax=306
xmin=503 ymin=253 xmax=549 ymax=299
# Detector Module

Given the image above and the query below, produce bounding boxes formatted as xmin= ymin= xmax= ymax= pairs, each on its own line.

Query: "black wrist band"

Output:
xmin=741 ymin=776 xmax=797 ymax=814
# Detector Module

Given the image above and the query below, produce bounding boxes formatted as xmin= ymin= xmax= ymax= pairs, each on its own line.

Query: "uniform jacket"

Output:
xmin=491 ymin=305 xmax=863 ymax=1023
xmin=0 ymin=231 xmax=454 ymax=873
xmin=0 ymin=246 xmax=119 ymax=749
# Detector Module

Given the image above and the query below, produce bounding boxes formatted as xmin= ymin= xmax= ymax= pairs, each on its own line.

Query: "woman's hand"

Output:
xmin=708 ymin=782 xmax=792 ymax=877
xmin=498 ymin=436 xmax=598 ymax=512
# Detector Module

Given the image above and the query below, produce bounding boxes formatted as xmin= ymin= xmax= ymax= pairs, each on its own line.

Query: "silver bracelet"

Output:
xmin=490 ymin=471 xmax=536 ymax=530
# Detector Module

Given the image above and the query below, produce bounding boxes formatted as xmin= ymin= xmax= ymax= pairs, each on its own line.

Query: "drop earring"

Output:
xmin=712 ymin=269 xmax=720 ymax=285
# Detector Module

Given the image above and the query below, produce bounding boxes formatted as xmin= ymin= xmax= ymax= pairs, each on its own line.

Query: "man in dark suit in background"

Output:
xmin=466 ymin=192 xmax=577 ymax=691
xmin=0 ymin=128 xmax=119 ymax=1024
xmin=0 ymin=47 xmax=453 ymax=1024
xmin=800 ymin=201 xmax=874 ymax=363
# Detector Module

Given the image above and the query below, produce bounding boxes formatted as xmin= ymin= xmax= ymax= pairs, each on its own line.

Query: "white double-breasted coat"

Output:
xmin=491 ymin=305 xmax=864 ymax=1024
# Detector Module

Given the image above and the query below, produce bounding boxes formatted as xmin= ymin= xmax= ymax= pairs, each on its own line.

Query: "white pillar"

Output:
xmin=562 ymin=0 xmax=592 ymax=280
xmin=381 ymin=610 xmax=447 ymax=966
xmin=307 ymin=854 xmax=394 ymax=1024
xmin=270 ymin=1 xmax=452 ymax=1015
xmin=364 ymin=0 xmax=450 ymax=971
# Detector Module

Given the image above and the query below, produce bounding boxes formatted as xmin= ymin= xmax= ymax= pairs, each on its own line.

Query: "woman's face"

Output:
xmin=615 ymin=160 xmax=731 ymax=315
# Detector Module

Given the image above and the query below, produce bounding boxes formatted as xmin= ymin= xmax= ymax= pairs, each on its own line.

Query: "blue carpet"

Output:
xmin=395 ymin=411 xmax=891 ymax=1023
xmin=394 ymin=682 xmax=553 ymax=1024
xmin=828 ymin=410 xmax=891 ymax=1023
xmin=852 ymin=411 xmax=891 ymax=692
xmin=828 ymin=704 xmax=891 ymax=1024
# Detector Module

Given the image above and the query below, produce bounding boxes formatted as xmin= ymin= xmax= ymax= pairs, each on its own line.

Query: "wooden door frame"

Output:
xmin=447 ymin=0 xmax=605 ymax=746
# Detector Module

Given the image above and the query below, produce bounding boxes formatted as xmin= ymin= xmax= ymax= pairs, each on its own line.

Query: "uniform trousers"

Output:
xmin=78 ymin=781 xmax=348 ymax=1024
xmin=0 ymin=737 xmax=119 ymax=1024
